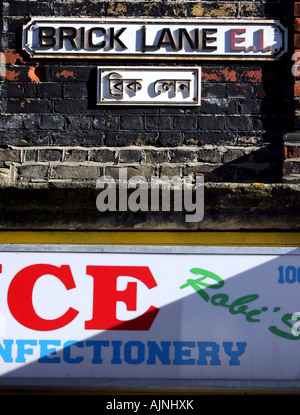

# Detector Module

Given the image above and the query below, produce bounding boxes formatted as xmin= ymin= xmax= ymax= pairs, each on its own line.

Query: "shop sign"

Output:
xmin=0 ymin=245 xmax=299 ymax=389
xmin=97 ymin=67 xmax=201 ymax=106
xmin=22 ymin=18 xmax=287 ymax=60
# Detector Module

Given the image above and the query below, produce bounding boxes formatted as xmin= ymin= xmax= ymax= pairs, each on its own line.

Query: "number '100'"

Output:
xmin=278 ymin=266 xmax=300 ymax=283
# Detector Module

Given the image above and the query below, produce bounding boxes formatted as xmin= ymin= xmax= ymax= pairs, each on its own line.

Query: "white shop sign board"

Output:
xmin=22 ymin=18 xmax=287 ymax=60
xmin=0 ymin=245 xmax=299 ymax=390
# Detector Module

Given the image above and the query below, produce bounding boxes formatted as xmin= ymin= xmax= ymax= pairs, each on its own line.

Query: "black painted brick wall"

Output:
xmin=0 ymin=0 xmax=295 ymax=184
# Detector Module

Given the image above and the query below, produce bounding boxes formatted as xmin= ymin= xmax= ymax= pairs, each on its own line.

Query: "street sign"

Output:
xmin=97 ymin=67 xmax=201 ymax=106
xmin=23 ymin=18 xmax=287 ymax=60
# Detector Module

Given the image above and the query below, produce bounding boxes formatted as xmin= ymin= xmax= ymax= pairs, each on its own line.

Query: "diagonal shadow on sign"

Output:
xmin=0 ymin=247 xmax=299 ymax=390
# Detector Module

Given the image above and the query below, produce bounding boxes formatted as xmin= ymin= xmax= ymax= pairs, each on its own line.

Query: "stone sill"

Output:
xmin=0 ymin=181 xmax=298 ymax=231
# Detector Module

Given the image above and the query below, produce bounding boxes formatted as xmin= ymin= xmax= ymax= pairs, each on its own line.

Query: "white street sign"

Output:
xmin=97 ymin=67 xmax=201 ymax=106
xmin=23 ymin=18 xmax=287 ymax=60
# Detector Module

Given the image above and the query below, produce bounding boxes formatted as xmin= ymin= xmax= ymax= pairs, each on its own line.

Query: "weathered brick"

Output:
xmin=24 ymin=83 xmax=38 ymax=99
xmin=227 ymin=84 xmax=253 ymax=99
xmin=54 ymin=99 xmax=89 ymax=114
xmin=160 ymin=3 xmax=186 ymax=17
xmin=144 ymin=150 xmax=169 ymax=164
xmin=283 ymin=132 xmax=300 ymax=142
xmin=52 ymin=131 xmax=105 ymax=146
xmin=158 ymin=131 xmax=183 ymax=147
xmin=238 ymin=100 xmax=262 ymax=116
xmin=283 ymin=144 xmax=300 ymax=159
xmin=16 ymin=165 xmax=49 ymax=181
xmin=106 ymin=132 xmax=139 ymax=147
xmin=1 ymin=33 xmax=16 ymax=50
xmin=3 ymin=17 xmax=24 ymax=33
xmin=64 ymin=150 xmax=88 ymax=162
xmin=159 ymin=165 xmax=181 ymax=177
xmin=6 ymin=99 xmax=52 ymax=114
xmin=184 ymin=131 xmax=234 ymax=147
xmin=51 ymin=165 xmax=101 ymax=181
xmin=0 ymin=167 xmax=12 ymax=182
xmin=53 ymin=66 xmax=91 ymax=82
xmin=169 ymin=149 xmax=197 ymax=163
xmin=295 ymin=2 xmax=300 ymax=17
xmin=222 ymin=148 xmax=245 ymax=163
xmin=145 ymin=116 xmax=172 ymax=130
xmin=249 ymin=116 xmax=264 ymax=132
xmin=3 ymin=67 xmax=32 ymax=82
xmin=173 ymin=116 xmax=197 ymax=130
xmin=0 ymin=148 xmax=21 ymax=162
xmin=294 ymin=65 xmax=300 ymax=80
xmin=0 ymin=115 xmax=23 ymax=130
xmin=184 ymin=163 xmax=223 ymax=181
xmin=106 ymin=2 xmax=160 ymax=17
xmin=188 ymin=3 xmax=237 ymax=17
xmin=240 ymin=69 xmax=263 ymax=83
xmin=252 ymin=84 xmax=267 ymax=100
xmin=226 ymin=116 xmax=251 ymax=131
xmin=89 ymin=149 xmax=115 ymax=163
xmin=294 ymin=83 xmax=300 ymax=97
xmin=66 ymin=116 xmax=91 ymax=130
xmin=283 ymin=160 xmax=300 ymax=175
xmin=6 ymin=1 xmax=53 ymax=17
xmin=200 ymin=98 xmax=237 ymax=115
xmin=2 ymin=49 xmax=24 ymax=67
xmin=197 ymin=146 xmax=224 ymax=163
xmin=136 ymin=132 xmax=159 ymax=147
xmin=40 ymin=115 xmax=65 ymax=130
xmin=199 ymin=115 xmax=225 ymax=131
xmin=120 ymin=116 xmax=144 ymax=130
xmin=295 ymin=33 xmax=300 ymax=49
xmin=64 ymin=83 xmax=88 ymax=98
xmin=295 ymin=18 xmax=300 ymax=32
xmin=92 ymin=116 xmax=119 ymax=130
xmin=23 ymin=149 xmax=38 ymax=162
xmin=201 ymin=83 xmax=227 ymax=99
xmin=118 ymin=149 xmax=142 ymax=163
xmin=240 ymin=3 xmax=264 ymax=17
xmin=4 ymin=84 xmax=23 ymax=98
xmin=202 ymin=68 xmax=238 ymax=82
xmin=38 ymin=83 xmax=63 ymax=98
xmin=38 ymin=149 xmax=62 ymax=162
xmin=105 ymin=166 xmax=155 ymax=180
xmin=22 ymin=115 xmax=41 ymax=130
xmin=53 ymin=2 xmax=105 ymax=17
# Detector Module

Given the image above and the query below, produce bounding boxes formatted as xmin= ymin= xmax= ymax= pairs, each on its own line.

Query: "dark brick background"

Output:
xmin=0 ymin=0 xmax=295 ymax=184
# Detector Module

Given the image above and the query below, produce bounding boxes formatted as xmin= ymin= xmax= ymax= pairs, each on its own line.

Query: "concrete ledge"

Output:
xmin=0 ymin=182 xmax=298 ymax=231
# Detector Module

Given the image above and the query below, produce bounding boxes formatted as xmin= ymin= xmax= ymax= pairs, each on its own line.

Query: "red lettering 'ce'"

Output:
xmin=7 ymin=264 xmax=79 ymax=331
xmin=85 ymin=266 xmax=159 ymax=330
xmin=7 ymin=264 xmax=159 ymax=331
